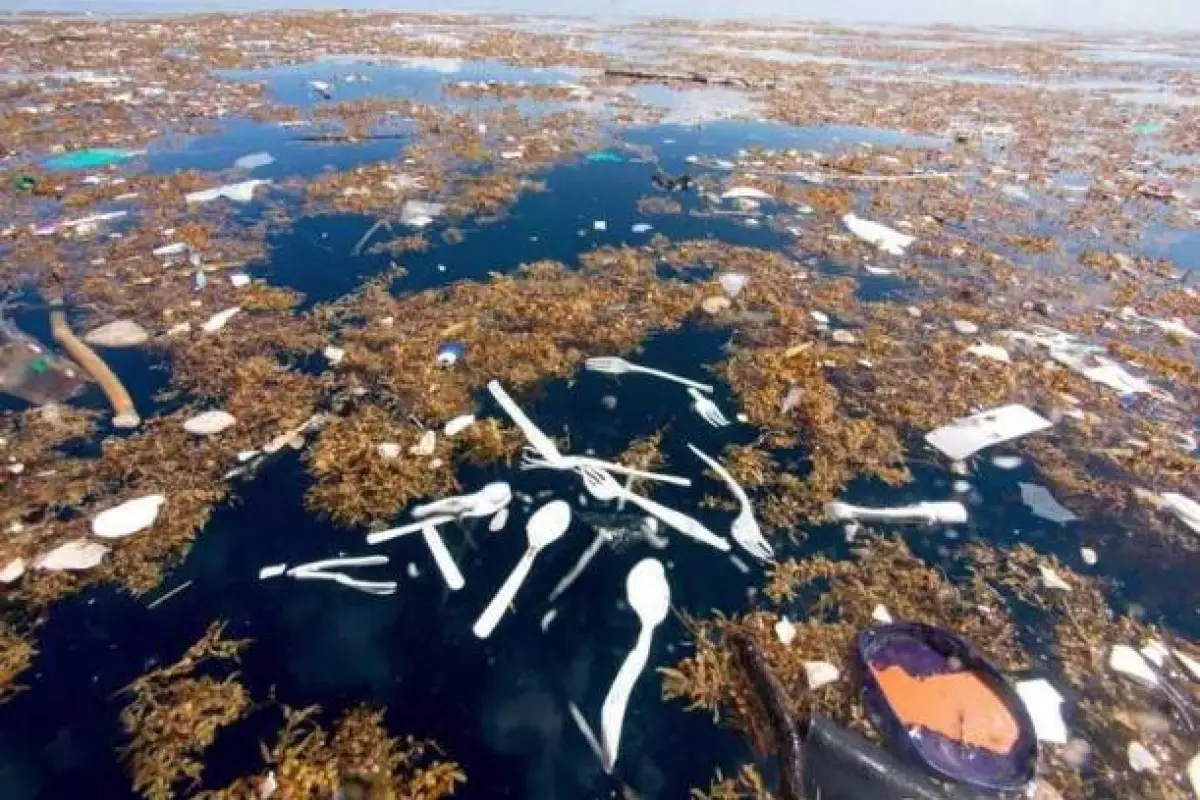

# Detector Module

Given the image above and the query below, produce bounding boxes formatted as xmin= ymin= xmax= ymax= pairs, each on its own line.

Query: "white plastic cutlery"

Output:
xmin=520 ymin=449 xmax=692 ymax=488
xmin=585 ymin=356 xmax=714 ymax=394
xmin=487 ymin=380 xmax=563 ymax=462
xmin=421 ymin=523 xmax=465 ymax=590
xmin=287 ymin=555 xmax=397 ymax=595
xmin=688 ymin=387 xmax=731 ymax=428
xmin=600 ymin=558 xmax=670 ymax=772
xmin=473 ymin=500 xmax=572 ymax=639
xmin=413 ymin=482 xmax=512 ymax=520
xmin=687 ymin=443 xmax=773 ymax=561
xmin=824 ymin=500 xmax=968 ymax=525
xmin=366 ymin=514 xmax=455 ymax=545
xmin=577 ymin=465 xmax=730 ymax=552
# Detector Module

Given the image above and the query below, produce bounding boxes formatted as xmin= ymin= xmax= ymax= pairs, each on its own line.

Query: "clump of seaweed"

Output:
xmin=201 ymin=704 xmax=465 ymax=800
xmin=661 ymin=536 xmax=1028 ymax=746
xmin=0 ymin=619 xmax=38 ymax=703
xmin=120 ymin=622 xmax=251 ymax=800
xmin=692 ymin=764 xmax=773 ymax=799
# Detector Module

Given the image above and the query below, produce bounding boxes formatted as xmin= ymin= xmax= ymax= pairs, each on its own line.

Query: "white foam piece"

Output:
xmin=925 ymin=404 xmax=1052 ymax=461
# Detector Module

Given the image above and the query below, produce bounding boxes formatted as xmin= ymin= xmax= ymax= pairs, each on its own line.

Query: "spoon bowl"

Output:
xmin=627 ymin=558 xmax=670 ymax=626
xmin=528 ymin=499 xmax=572 ymax=549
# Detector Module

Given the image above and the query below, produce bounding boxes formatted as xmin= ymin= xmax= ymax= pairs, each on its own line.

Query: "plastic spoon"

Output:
xmin=413 ymin=482 xmax=512 ymax=519
xmin=601 ymin=558 xmax=671 ymax=772
xmin=473 ymin=500 xmax=572 ymax=639
xmin=367 ymin=514 xmax=455 ymax=545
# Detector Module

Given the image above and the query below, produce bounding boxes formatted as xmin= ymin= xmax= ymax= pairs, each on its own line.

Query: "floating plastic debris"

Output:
xmin=775 ymin=616 xmax=797 ymax=645
xmin=201 ymin=307 xmax=241 ymax=333
xmin=842 ymin=213 xmax=914 ymax=255
xmin=83 ymin=319 xmax=149 ymax=348
xmin=184 ymin=410 xmax=236 ymax=436
xmin=1015 ymin=679 xmax=1068 ymax=744
xmin=1081 ymin=547 xmax=1098 ymax=565
xmin=92 ymin=494 xmax=165 ymax=538
xmin=1039 ymin=565 xmax=1072 ymax=592
xmin=443 ymin=414 xmax=475 ymax=437
xmin=1160 ymin=492 xmax=1200 ymax=533
xmin=630 ymin=223 xmax=653 ymax=233
xmin=952 ymin=319 xmax=980 ymax=335
xmin=0 ymin=558 xmax=26 ymax=584
xmin=34 ymin=539 xmax=109 ymax=571
xmin=967 ymin=343 xmax=1011 ymax=363
xmin=872 ymin=604 xmax=894 ymax=624
xmin=721 ymin=186 xmax=773 ymax=201
xmin=45 ymin=148 xmax=141 ymax=170
xmin=436 ymin=342 xmax=464 ymax=367
xmin=410 ymin=430 xmax=436 ymax=456
xmin=1127 ymin=742 xmax=1159 ymax=773
xmin=1019 ymin=483 xmax=1078 ymax=524
xmin=804 ymin=661 xmax=840 ymax=690
xmin=233 ymin=151 xmax=275 ymax=170
xmin=185 ymin=179 xmax=271 ymax=204
xmin=926 ymin=404 xmax=1053 ymax=461
xmin=376 ymin=442 xmax=401 ymax=460
xmin=258 ymin=563 xmax=287 ymax=580
xmin=825 ymin=500 xmax=968 ymax=525
xmin=323 ymin=345 xmax=345 ymax=365
xmin=1109 ymin=645 xmax=1159 ymax=686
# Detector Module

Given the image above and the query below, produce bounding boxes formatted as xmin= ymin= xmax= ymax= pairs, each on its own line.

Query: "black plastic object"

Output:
xmin=856 ymin=622 xmax=1038 ymax=792
xmin=804 ymin=715 xmax=978 ymax=800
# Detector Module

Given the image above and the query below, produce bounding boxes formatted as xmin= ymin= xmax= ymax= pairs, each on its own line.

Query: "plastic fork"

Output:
xmin=585 ymin=356 xmax=713 ymax=394
xmin=688 ymin=387 xmax=731 ymax=428
xmin=577 ymin=465 xmax=730 ymax=552
xmin=687 ymin=443 xmax=773 ymax=561
xmin=520 ymin=448 xmax=692 ymax=488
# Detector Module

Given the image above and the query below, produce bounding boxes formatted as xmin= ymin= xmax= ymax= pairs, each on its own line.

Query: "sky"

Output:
xmin=5 ymin=0 xmax=1200 ymax=32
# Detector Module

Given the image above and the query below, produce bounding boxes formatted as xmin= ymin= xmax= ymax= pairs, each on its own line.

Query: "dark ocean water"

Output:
xmin=0 ymin=61 xmax=1196 ymax=800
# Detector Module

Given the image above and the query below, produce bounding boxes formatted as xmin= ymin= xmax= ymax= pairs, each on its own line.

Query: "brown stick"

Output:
xmin=48 ymin=303 xmax=140 ymax=429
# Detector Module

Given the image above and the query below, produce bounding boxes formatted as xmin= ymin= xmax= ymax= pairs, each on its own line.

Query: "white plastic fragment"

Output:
xmin=842 ymin=213 xmax=914 ymax=256
xmin=489 ymin=507 xmax=509 ymax=533
xmin=260 ymin=770 xmax=278 ymax=799
xmin=872 ymin=604 xmax=893 ymax=623
xmin=258 ymin=563 xmax=287 ymax=580
xmin=184 ymin=410 xmax=236 ymax=436
xmin=825 ymin=500 xmax=967 ymax=525
xmin=234 ymin=151 xmax=275 ymax=170
xmin=925 ymin=404 xmax=1053 ymax=461
xmin=721 ymin=186 xmax=773 ymax=201
xmin=1080 ymin=547 xmax=1097 ymax=565
xmin=775 ymin=616 xmax=797 ymax=645
xmin=399 ymin=200 xmax=444 ymax=227
xmin=410 ymin=430 xmax=436 ymax=456
xmin=83 ymin=319 xmax=150 ymax=348
xmin=967 ymin=343 xmax=1010 ymax=363
xmin=1128 ymin=742 xmax=1159 ymax=773
xmin=804 ymin=661 xmax=841 ymax=690
xmin=593 ymin=220 xmax=607 ymax=231
xmin=1160 ymin=492 xmax=1200 ymax=533
xmin=718 ymin=272 xmax=748 ymax=297
xmin=186 ymin=179 xmax=271 ymax=204
xmin=953 ymin=319 xmax=980 ymax=335
xmin=1015 ymin=679 xmax=1068 ymax=744
xmin=1039 ymin=565 xmax=1072 ymax=592
xmin=443 ymin=414 xmax=475 ymax=437
xmin=1019 ymin=483 xmax=1078 ymax=524
xmin=153 ymin=242 xmax=189 ymax=257
xmin=992 ymin=455 xmax=1024 ymax=470
xmin=832 ymin=329 xmax=857 ymax=345
xmin=92 ymin=494 xmax=165 ymax=538
xmin=34 ymin=540 xmax=110 ymax=572
xmin=863 ymin=265 xmax=896 ymax=275
xmin=377 ymin=442 xmax=401 ymax=460
xmin=1108 ymin=645 xmax=1159 ymax=686
xmin=1185 ymin=753 xmax=1198 ymax=799
xmin=631 ymin=223 xmax=653 ymax=233
xmin=810 ymin=310 xmax=830 ymax=325
xmin=230 ymin=273 xmax=252 ymax=288
xmin=167 ymin=322 xmax=191 ymax=336
xmin=0 ymin=558 xmax=26 ymax=584
xmin=201 ymin=306 xmax=241 ymax=333
xmin=323 ymin=345 xmax=345 ymax=365
xmin=540 ymin=609 xmax=557 ymax=631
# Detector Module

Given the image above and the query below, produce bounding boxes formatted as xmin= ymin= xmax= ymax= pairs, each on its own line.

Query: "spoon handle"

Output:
xmin=631 ymin=365 xmax=713 ymax=393
xmin=601 ymin=623 xmax=654 ymax=772
xmin=421 ymin=524 xmax=465 ymax=591
xmin=487 ymin=380 xmax=562 ymax=461
xmin=367 ymin=515 xmax=455 ymax=545
xmin=473 ymin=548 xmax=537 ymax=639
